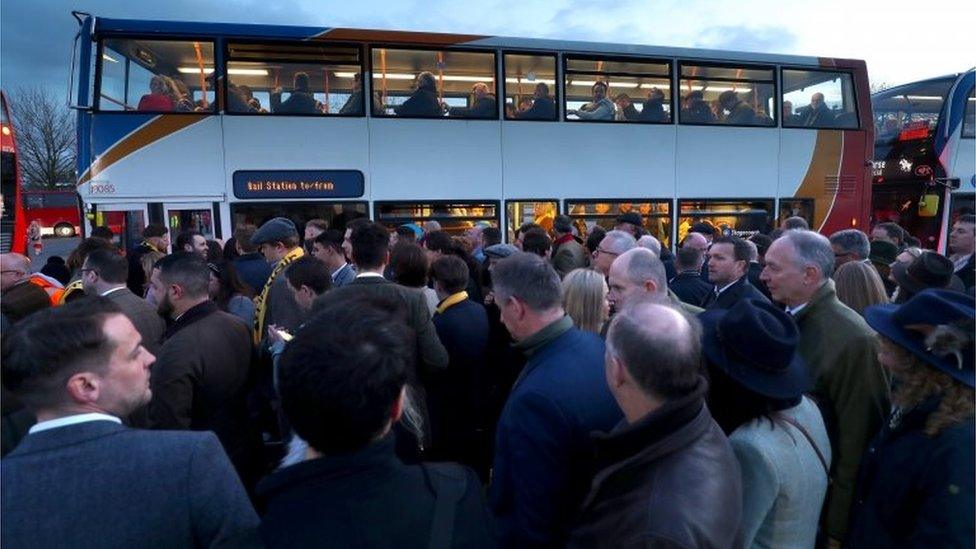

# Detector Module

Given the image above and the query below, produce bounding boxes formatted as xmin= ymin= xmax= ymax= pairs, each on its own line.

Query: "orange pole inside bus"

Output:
xmin=274 ymin=68 xmax=280 ymax=89
xmin=193 ymin=42 xmax=209 ymax=108
xmin=437 ymin=52 xmax=445 ymax=102
xmin=380 ymin=49 xmax=387 ymax=108
xmin=323 ymin=70 xmax=330 ymax=113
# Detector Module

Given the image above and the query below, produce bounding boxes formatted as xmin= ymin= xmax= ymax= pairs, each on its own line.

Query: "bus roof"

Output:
xmin=88 ymin=15 xmax=845 ymax=68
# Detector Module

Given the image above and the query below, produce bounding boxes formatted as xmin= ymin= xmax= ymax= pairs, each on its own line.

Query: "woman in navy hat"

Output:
xmin=701 ymin=299 xmax=830 ymax=548
xmin=846 ymin=289 xmax=974 ymax=547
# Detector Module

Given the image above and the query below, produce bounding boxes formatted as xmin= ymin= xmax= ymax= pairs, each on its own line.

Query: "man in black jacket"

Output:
xmin=257 ymin=297 xmax=496 ymax=548
xmin=669 ymin=246 xmax=714 ymax=308
xmin=704 ymin=236 xmax=770 ymax=310
xmin=568 ymin=301 xmax=741 ymax=548
xmin=447 ymin=82 xmax=496 ymax=118
xmin=516 ymin=83 xmax=556 ymax=120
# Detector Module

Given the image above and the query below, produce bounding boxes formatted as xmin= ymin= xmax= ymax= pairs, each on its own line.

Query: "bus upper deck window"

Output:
xmin=678 ymin=63 xmax=775 ymax=127
xmin=226 ymin=43 xmax=364 ymax=116
xmin=782 ymin=69 xmax=858 ymax=129
xmin=564 ymin=56 xmax=672 ymax=123
xmin=371 ymin=48 xmax=497 ymax=119
xmin=504 ymin=54 xmax=558 ymax=121
xmin=98 ymin=39 xmax=216 ymax=113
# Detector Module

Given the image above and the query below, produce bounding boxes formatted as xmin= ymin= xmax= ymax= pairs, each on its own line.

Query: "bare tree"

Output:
xmin=9 ymin=87 xmax=75 ymax=188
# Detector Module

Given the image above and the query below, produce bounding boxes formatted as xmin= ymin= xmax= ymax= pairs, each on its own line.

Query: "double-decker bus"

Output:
xmin=69 ymin=14 xmax=873 ymax=251
xmin=871 ymin=69 xmax=975 ymax=250
xmin=1 ymin=91 xmax=27 ymax=254
xmin=22 ymin=189 xmax=82 ymax=237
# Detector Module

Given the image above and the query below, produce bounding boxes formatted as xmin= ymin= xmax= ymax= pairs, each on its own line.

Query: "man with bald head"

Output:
xmin=801 ymin=92 xmax=834 ymax=126
xmin=1 ymin=254 xmax=50 ymax=322
xmin=591 ymin=230 xmax=636 ymax=276
xmin=569 ymin=301 xmax=741 ymax=547
xmin=608 ymin=248 xmax=703 ymax=315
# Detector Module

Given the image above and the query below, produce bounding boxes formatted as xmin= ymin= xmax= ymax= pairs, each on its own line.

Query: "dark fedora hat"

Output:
xmin=892 ymin=251 xmax=966 ymax=294
xmin=865 ymin=288 xmax=975 ymax=388
xmin=699 ymin=299 xmax=811 ymax=400
xmin=869 ymin=240 xmax=899 ymax=266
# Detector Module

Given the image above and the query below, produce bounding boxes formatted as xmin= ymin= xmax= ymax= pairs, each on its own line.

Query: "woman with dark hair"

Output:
xmin=847 ymin=289 xmax=974 ymax=547
xmin=423 ymin=231 xmax=484 ymax=304
xmin=701 ymin=299 xmax=830 ymax=548
xmin=206 ymin=240 xmax=223 ymax=263
xmin=222 ymin=236 xmax=240 ymax=262
xmin=390 ymin=242 xmax=438 ymax=315
xmin=207 ymin=260 xmax=255 ymax=327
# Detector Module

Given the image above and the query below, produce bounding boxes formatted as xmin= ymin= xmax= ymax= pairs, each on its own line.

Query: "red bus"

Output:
xmin=22 ymin=190 xmax=82 ymax=237
xmin=1 ymin=90 xmax=26 ymax=254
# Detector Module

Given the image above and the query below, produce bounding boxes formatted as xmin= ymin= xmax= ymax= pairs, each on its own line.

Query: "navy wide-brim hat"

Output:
xmin=699 ymin=299 xmax=811 ymax=400
xmin=864 ymin=288 xmax=975 ymax=388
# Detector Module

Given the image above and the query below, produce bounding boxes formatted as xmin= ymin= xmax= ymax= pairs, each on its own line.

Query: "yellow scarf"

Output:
xmin=58 ymin=279 xmax=85 ymax=305
xmin=253 ymin=246 xmax=304 ymax=344
xmin=435 ymin=291 xmax=468 ymax=314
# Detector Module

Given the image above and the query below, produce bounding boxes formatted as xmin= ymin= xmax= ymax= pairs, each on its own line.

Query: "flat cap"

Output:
xmin=616 ymin=212 xmax=642 ymax=227
xmin=484 ymin=243 xmax=519 ymax=259
xmin=251 ymin=217 xmax=298 ymax=246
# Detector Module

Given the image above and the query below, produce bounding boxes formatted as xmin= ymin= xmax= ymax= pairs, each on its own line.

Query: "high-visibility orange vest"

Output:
xmin=29 ymin=274 xmax=65 ymax=306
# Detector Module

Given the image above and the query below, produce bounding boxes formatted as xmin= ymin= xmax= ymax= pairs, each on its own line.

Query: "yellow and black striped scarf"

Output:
xmin=253 ymin=246 xmax=304 ymax=344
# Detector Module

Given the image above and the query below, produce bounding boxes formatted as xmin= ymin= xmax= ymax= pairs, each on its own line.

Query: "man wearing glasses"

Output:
xmin=591 ymin=230 xmax=636 ymax=276
xmin=829 ymin=229 xmax=871 ymax=269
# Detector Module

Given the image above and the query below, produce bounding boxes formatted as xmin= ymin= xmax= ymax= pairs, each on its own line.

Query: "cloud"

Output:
xmin=695 ymin=25 xmax=798 ymax=53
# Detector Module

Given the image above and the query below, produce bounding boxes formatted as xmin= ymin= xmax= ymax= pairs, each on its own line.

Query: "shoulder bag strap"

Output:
xmin=776 ymin=413 xmax=829 ymax=477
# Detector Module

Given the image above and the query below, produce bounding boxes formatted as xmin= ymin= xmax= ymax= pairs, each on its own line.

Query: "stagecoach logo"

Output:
xmin=88 ymin=181 xmax=116 ymax=195
xmin=914 ymin=165 xmax=933 ymax=178
xmin=898 ymin=158 xmax=913 ymax=173
xmin=232 ymin=170 xmax=365 ymax=200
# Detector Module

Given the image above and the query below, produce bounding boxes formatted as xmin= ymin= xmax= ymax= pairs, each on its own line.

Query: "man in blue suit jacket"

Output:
xmin=488 ymin=253 xmax=622 ymax=547
xmin=1 ymin=298 xmax=258 ymax=548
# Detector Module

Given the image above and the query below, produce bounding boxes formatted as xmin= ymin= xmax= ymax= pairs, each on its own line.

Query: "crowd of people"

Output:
xmin=0 ymin=210 xmax=973 ymax=548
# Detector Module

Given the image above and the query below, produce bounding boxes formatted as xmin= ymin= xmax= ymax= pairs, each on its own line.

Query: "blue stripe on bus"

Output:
xmin=935 ymin=71 xmax=974 ymax=156
xmin=95 ymin=17 xmax=330 ymax=40
xmin=90 ymin=114 xmax=162 ymax=157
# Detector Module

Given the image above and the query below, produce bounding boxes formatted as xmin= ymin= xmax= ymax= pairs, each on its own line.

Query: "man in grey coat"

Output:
xmin=81 ymin=248 xmax=165 ymax=355
xmin=1 ymin=298 xmax=258 ymax=548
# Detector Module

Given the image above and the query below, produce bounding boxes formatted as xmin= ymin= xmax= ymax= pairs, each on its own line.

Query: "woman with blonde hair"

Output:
xmin=847 ymin=289 xmax=975 ymax=546
xmin=834 ymin=260 xmax=889 ymax=316
xmin=562 ymin=268 xmax=609 ymax=333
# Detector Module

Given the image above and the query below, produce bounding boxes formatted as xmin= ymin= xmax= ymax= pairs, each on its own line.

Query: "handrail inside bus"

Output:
xmin=99 ymin=93 xmax=134 ymax=110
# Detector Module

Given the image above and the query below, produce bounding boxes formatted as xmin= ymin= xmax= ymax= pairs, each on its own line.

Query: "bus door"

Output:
xmin=163 ymin=202 xmax=216 ymax=243
xmin=90 ymin=202 xmax=148 ymax=252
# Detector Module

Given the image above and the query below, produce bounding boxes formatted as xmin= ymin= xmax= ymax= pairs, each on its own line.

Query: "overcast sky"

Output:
xmin=2 ymin=0 xmax=974 ymax=98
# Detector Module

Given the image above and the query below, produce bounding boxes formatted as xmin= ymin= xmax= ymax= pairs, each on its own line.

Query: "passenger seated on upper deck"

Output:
xmin=517 ymin=83 xmax=556 ymax=120
xmin=614 ymin=94 xmax=641 ymax=121
xmin=680 ymin=90 xmax=714 ymax=123
xmin=718 ymin=90 xmax=756 ymax=125
xmin=394 ymin=72 xmax=442 ymax=117
xmin=639 ymin=87 xmax=668 ymax=122
xmin=271 ymin=72 xmax=319 ymax=115
xmin=782 ymin=100 xmax=801 ymax=125
xmin=138 ymin=75 xmax=175 ymax=111
xmin=797 ymin=92 xmax=834 ymax=127
xmin=568 ymin=81 xmax=615 ymax=121
xmin=445 ymin=82 xmax=496 ymax=118
xmin=339 ymin=73 xmax=382 ymax=115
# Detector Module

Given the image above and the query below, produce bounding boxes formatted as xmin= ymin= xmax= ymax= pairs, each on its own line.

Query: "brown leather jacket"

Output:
xmin=568 ymin=377 xmax=742 ymax=548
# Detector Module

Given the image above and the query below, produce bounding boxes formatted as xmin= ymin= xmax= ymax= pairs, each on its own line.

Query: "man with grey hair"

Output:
xmin=569 ymin=301 xmax=741 ymax=547
xmin=829 ymin=229 xmax=871 ymax=269
xmin=761 ymin=230 xmax=887 ymax=545
xmin=551 ymin=215 xmax=587 ymax=277
xmin=609 ymin=248 xmax=704 ymax=315
xmin=591 ymin=230 xmax=636 ymax=276
xmin=489 ymin=252 xmax=621 ymax=547
xmin=635 ymin=234 xmax=661 ymax=257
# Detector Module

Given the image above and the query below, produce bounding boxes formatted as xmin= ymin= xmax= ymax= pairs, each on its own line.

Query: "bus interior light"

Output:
xmin=178 ymin=67 xmax=270 ymax=76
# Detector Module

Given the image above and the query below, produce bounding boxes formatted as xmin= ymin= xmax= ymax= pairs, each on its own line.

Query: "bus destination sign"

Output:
xmin=233 ymin=170 xmax=365 ymax=199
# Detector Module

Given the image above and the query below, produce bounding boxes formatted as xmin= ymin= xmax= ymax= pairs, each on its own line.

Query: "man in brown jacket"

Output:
xmin=762 ymin=229 xmax=889 ymax=545
xmin=147 ymin=253 xmax=263 ymax=490
xmin=551 ymin=215 xmax=588 ymax=278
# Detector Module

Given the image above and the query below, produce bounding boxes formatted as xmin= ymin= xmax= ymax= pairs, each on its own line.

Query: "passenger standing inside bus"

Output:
xmin=639 ymin=87 xmax=668 ymax=122
xmin=517 ymin=83 xmax=556 ymax=120
xmin=798 ymin=92 xmax=834 ymax=127
xmin=569 ymin=81 xmax=615 ymax=121
xmin=251 ymin=217 xmax=305 ymax=344
xmin=446 ymin=83 xmax=496 ymax=118
xmin=680 ymin=90 xmax=714 ymax=123
xmin=395 ymin=72 xmax=442 ymax=117
xmin=270 ymin=72 xmax=318 ymax=115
